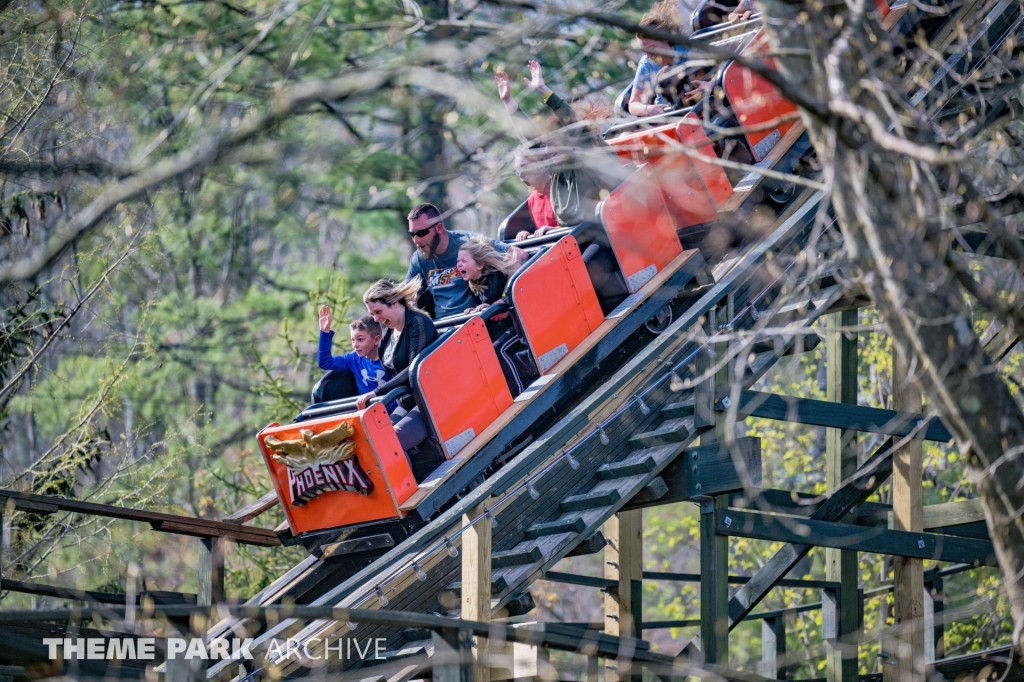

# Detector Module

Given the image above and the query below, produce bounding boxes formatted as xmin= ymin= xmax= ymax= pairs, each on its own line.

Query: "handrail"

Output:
xmin=502 ymin=227 xmax=572 ymax=247
xmin=435 ymin=298 xmax=513 ymax=330
xmin=293 ymin=386 xmax=410 ymax=422
xmin=693 ymin=14 xmax=762 ymax=41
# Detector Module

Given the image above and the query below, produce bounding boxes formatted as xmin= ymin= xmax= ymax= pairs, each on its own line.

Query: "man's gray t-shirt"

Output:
xmin=406 ymin=230 xmax=512 ymax=319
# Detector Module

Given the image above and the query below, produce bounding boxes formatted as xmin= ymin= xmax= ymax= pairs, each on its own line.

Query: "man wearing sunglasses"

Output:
xmin=405 ymin=203 xmax=525 ymax=320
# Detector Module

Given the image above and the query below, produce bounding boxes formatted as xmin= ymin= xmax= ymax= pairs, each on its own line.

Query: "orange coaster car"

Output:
xmin=257 ymin=403 xmax=417 ymax=534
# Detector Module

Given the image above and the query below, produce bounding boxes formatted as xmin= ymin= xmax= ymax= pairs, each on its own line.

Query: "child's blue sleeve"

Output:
xmin=318 ymin=331 xmax=359 ymax=372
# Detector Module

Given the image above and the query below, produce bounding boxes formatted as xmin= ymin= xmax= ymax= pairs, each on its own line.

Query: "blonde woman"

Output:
xmin=355 ymin=278 xmax=440 ymax=477
xmin=456 ymin=236 xmax=520 ymax=312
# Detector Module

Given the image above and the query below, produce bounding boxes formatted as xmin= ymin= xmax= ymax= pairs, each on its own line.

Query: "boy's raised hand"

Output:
xmin=523 ymin=59 xmax=547 ymax=94
xmin=495 ymin=70 xmax=512 ymax=102
xmin=318 ymin=305 xmax=332 ymax=332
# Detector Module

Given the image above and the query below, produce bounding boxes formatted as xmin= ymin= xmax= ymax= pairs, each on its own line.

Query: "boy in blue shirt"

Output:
xmin=313 ymin=307 xmax=391 ymax=403
xmin=628 ymin=1 xmax=711 ymax=116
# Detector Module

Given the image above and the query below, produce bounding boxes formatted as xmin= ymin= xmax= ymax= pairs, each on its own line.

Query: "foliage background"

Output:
xmin=0 ymin=0 xmax=1015 ymax=676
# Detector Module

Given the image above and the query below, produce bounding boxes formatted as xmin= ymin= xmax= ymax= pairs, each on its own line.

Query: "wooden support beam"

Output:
xmin=855 ymin=499 xmax=987 ymax=532
xmin=0 ymin=578 xmax=200 ymax=605
xmin=620 ymin=438 xmax=762 ymax=511
xmin=432 ymin=628 xmax=474 ymax=682
xmin=727 ymin=438 xmax=896 ymax=628
xmin=715 ymin=510 xmax=997 ymax=565
xmin=0 ymin=490 xmax=280 ymax=545
xmin=701 ymin=496 xmax=730 ymax=666
xmin=604 ymin=510 xmax=643 ymax=681
xmin=903 ymin=499 xmax=985 ymax=529
xmin=0 ymin=499 xmax=9 ymax=594
xmin=887 ymin=343 xmax=925 ymax=682
xmin=463 ymin=501 xmax=491 ymax=682
xmin=699 ymin=306 xmax=729 ymax=667
xmin=929 ymin=577 xmax=945 ymax=660
xmin=825 ymin=309 xmax=859 ymax=682
xmin=717 ymin=390 xmax=952 ymax=442
xmin=761 ymin=615 xmax=786 ymax=680
xmin=198 ymin=536 xmax=225 ymax=606
xmin=223 ymin=490 xmax=279 ymax=525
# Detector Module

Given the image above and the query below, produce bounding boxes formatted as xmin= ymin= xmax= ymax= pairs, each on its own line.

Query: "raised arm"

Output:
xmin=496 ymin=69 xmax=530 ymax=143
xmin=522 ymin=60 xmax=576 ymax=127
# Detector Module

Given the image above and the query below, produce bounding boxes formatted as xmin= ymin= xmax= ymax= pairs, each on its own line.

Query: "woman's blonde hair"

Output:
xmin=459 ymin=236 xmax=519 ymax=297
xmin=363 ymin=276 xmax=423 ymax=311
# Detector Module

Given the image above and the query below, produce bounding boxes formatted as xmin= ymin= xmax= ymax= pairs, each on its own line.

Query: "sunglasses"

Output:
xmin=409 ymin=226 xmax=435 ymax=239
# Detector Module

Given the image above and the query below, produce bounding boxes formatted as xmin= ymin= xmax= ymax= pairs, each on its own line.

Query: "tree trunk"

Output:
xmin=757 ymin=0 xmax=1024 ymax=648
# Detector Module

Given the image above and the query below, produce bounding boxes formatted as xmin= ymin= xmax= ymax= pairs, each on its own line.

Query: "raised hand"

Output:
xmin=523 ymin=59 xmax=547 ymax=94
xmin=495 ymin=69 xmax=512 ymax=102
xmin=319 ymin=305 xmax=332 ymax=332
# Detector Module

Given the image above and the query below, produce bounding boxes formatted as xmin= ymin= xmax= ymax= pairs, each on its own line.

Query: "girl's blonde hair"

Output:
xmin=459 ymin=237 xmax=519 ymax=297
xmin=363 ymin=276 xmax=423 ymax=311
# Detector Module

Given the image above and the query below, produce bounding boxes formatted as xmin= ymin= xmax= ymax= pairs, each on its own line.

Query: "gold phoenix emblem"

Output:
xmin=263 ymin=422 xmax=372 ymax=504
xmin=264 ymin=422 xmax=356 ymax=470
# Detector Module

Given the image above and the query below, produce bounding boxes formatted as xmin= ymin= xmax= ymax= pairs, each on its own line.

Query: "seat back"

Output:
xmin=508 ymin=235 xmax=604 ymax=374
xmin=497 ymin=199 xmax=536 ymax=241
xmin=606 ymin=119 xmax=681 ymax=165
xmin=720 ymin=31 xmax=799 ymax=161
xmin=675 ymin=113 xmax=734 ymax=208
xmin=412 ymin=317 xmax=513 ymax=458
xmin=605 ymin=115 xmax=731 ymax=218
xmin=648 ymin=150 xmax=720 ymax=229
xmin=600 ymin=166 xmax=684 ymax=292
xmin=257 ymin=404 xmax=416 ymax=533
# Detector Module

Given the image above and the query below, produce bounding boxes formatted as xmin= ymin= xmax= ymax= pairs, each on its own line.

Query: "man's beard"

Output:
xmin=418 ymin=232 xmax=442 ymax=258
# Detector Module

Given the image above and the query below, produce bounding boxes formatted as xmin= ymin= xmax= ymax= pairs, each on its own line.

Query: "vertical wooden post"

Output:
xmin=825 ymin=310 xmax=859 ymax=682
xmin=0 ymin=498 xmax=13 ymax=595
xmin=698 ymin=307 xmax=729 ymax=667
xmin=463 ymin=502 xmax=492 ymax=682
xmin=761 ymin=616 xmax=786 ymax=679
xmin=923 ymin=585 xmax=935 ymax=664
xmin=125 ymin=561 xmax=139 ymax=627
xmin=931 ymin=577 xmax=944 ymax=660
xmin=433 ymin=628 xmax=474 ymax=682
xmin=604 ymin=510 xmax=643 ymax=681
xmin=198 ymin=536 xmax=225 ymax=606
xmin=0 ymin=501 xmax=7 ymax=594
xmin=699 ymin=496 xmax=729 ymax=668
xmin=885 ymin=343 xmax=924 ymax=682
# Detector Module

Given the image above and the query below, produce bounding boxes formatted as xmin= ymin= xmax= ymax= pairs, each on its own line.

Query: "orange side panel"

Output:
xmin=511 ymin=236 xmax=604 ymax=374
xmin=607 ymin=121 xmax=683 ymax=164
xmin=256 ymin=403 xmax=416 ymax=534
xmin=415 ymin=317 xmax=513 ymax=458
xmin=676 ymin=114 xmax=734 ymax=208
xmin=722 ymin=34 xmax=799 ymax=161
xmin=650 ymin=151 xmax=720 ymax=229
xmin=601 ymin=167 xmax=684 ymax=293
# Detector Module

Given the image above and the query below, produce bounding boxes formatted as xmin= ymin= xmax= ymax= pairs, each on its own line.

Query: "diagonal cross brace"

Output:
xmin=727 ymin=438 xmax=895 ymax=628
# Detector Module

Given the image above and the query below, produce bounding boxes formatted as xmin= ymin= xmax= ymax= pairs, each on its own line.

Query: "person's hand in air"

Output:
xmin=355 ymin=392 xmax=375 ymax=410
xmin=523 ymin=59 xmax=548 ymax=94
xmin=495 ymin=70 xmax=512 ymax=103
xmin=684 ymin=80 xmax=715 ymax=103
xmin=728 ymin=1 xmax=753 ymax=22
xmin=319 ymin=305 xmax=332 ymax=332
